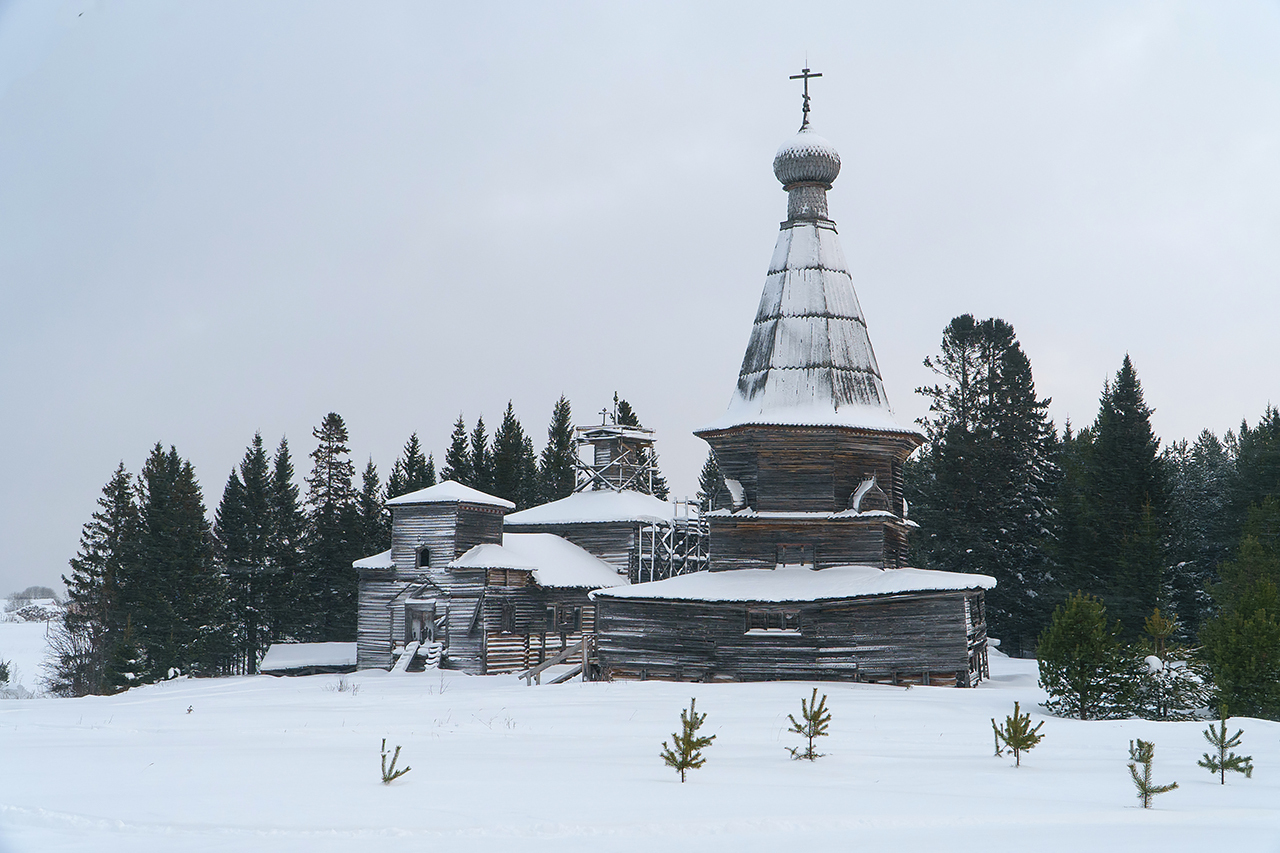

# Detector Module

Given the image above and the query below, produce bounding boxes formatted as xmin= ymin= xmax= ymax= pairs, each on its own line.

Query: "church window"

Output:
xmin=776 ymin=544 xmax=814 ymax=568
xmin=745 ymin=609 xmax=800 ymax=633
xmin=416 ymin=546 xmax=430 ymax=568
xmin=499 ymin=600 xmax=517 ymax=634
xmin=547 ymin=605 xmax=582 ymax=632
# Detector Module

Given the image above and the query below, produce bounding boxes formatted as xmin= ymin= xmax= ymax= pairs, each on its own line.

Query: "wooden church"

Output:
xmin=354 ymin=73 xmax=994 ymax=686
xmin=590 ymin=75 xmax=994 ymax=686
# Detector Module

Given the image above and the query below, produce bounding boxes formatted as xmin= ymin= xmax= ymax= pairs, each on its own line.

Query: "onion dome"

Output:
xmin=773 ymin=129 xmax=841 ymax=188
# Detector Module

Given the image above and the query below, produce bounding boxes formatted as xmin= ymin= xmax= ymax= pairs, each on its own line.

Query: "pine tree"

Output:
xmin=441 ymin=415 xmax=472 ymax=486
xmin=1037 ymin=592 xmax=1139 ymax=720
xmin=470 ymin=417 xmax=493 ymax=494
xmin=300 ymin=414 xmax=361 ymax=641
xmin=1198 ymin=706 xmax=1253 ymax=784
xmin=1133 ymin=609 xmax=1212 ymax=722
xmin=1229 ymin=406 xmax=1280 ymax=542
xmin=786 ymin=688 xmax=832 ymax=761
xmin=990 ymin=701 xmax=1045 ymax=767
xmin=266 ymin=437 xmax=305 ymax=641
xmin=1127 ymin=739 xmax=1177 ymax=808
xmin=129 ymin=443 xmax=231 ymax=678
xmin=539 ymin=396 xmax=577 ymax=502
xmin=696 ymin=450 xmax=724 ymax=512
xmin=659 ymin=698 xmax=715 ymax=782
xmin=1199 ymin=498 xmax=1280 ymax=720
xmin=58 ymin=462 xmax=138 ymax=695
xmin=909 ymin=315 xmax=1059 ymax=654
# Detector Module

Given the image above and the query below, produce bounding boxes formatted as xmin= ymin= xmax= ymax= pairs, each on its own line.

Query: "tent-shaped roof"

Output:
xmin=504 ymin=489 xmax=687 ymax=527
xmin=590 ymin=564 xmax=993 ymax=604
xmin=385 ymin=480 xmax=515 ymax=509
xmin=450 ymin=533 xmax=626 ymax=589
xmin=698 ymin=128 xmax=919 ymax=438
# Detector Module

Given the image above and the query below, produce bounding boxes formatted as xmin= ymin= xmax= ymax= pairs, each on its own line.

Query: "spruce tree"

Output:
xmin=424 ymin=454 xmax=437 ymax=488
xmin=470 ymin=416 xmax=493 ymax=494
xmin=214 ymin=433 xmax=275 ymax=673
xmin=491 ymin=402 xmax=529 ymax=506
xmin=301 ymin=414 xmax=361 ymax=641
xmin=518 ymin=435 xmax=541 ymax=510
xmin=909 ymin=315 xmax=1059 ymax=654
xmin=387 ymin=433 xmax=431 ymax=499
xmin=59 ymin=462 xmax=138 ymax=694
xmin=130 ymin=443 xmax=231 ymax=678
xmin=1199 ymin=499 xmax=1280 ymax=719
xmin=356 ymin=459 xmax=390 ymax=556
xmin=1078 ymin=356 xmax=1170 ymax=635
xmin=1229 ymin=406 xmax=1280 ymax=541
xmin=441 ymin=415 xmax=472 ymax=486
xmin=539 ymin=396 xmax=577 ymax=502
xmin=1163 ymin=431 xmax=1235 ymax=636
xmin=696 ymin=450 xmax=724 ymax=512
xmin=266 ymin=437 xmax=305 ymax=641
xmin=615 ymin=397 xmax=669 ymax=498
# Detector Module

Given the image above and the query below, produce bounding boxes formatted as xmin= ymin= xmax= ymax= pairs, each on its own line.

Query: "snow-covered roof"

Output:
xmin=697 ymin=158 xmax=921 ymax=439
xmin=352 ymin=549 xmax=393 ymax=569
xmin=504 ymin=489 xmax=689 ymax=526
xmin=385 ymin=480 xmax=515 ymax=510
xmin=450 ymin=533 xmax=626 ymax=589
xmin=590 ymin=565 xmax=994 ymax=604
xmin=259 ymin=642 xmax=357 ymax=671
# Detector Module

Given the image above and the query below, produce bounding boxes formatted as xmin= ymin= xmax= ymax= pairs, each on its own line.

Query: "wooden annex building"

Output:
xmin=353 ymin=79 xmax=994 ymax=687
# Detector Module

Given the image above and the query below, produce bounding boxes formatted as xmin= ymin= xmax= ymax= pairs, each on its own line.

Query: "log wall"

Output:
xmin=594 ymin=590 xmax=987 ymax=686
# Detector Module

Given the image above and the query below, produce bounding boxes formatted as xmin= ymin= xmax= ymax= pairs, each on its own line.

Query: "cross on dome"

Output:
xmin=788 ymin=67 xmax=823 ymax=129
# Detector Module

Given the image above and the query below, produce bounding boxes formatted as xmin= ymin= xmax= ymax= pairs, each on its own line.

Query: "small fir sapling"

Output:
xmin=990 ymin=701 xmax=1045 ymax=767
xmin=1127 ymin=739 xmax=1177 ymax=808
xmin=786 ymin=688 xmax=831 ymax=760
xmin=1198 ymin=706 xmax=1253 ymax=784
xmin=380 ymin=738 xmax=411 ymax=784
xmin=659 ymin=698 xmax=715 ymax=782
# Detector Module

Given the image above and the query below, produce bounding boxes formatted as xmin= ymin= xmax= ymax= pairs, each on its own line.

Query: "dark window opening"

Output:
xmin=776 ymin=544 xmax=814 ymax=567
xmin=416 ymin=546 xmax=430 ymax=569
xmin=547 ymin=605 xmax=582 ymax=632
xmin=500 ymin=600 xmax=517 ymax=634
xmin=746 ymin=609 xmax=800 ymax=633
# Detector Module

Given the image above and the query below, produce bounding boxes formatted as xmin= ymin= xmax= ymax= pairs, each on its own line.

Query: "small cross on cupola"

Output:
xmin=788 ymin=66 xmax=823 ymax=130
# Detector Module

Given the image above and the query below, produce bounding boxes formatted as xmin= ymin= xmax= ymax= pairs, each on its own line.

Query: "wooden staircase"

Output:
xmin=517 ymin=636 xmax=594 ymax=686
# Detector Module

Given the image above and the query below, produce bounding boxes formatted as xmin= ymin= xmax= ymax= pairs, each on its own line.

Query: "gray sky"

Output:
xmin=2 ymin=1 xmax=1278 ymax=597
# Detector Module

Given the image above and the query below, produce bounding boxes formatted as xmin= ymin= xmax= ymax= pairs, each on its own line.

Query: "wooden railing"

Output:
xmin=518 ymin=636 xmax=593 ymax=686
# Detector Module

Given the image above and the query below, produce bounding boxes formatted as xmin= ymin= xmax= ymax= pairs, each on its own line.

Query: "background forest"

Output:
xmin=48 ymin=314 xmax=1280 ymax=714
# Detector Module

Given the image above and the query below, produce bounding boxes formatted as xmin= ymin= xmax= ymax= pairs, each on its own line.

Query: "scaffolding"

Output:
xmin=572 ymin=414 xmax=709 ymax=583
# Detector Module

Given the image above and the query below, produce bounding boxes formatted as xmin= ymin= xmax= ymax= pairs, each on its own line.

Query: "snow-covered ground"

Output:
xmin=1 ymin=633 xmax=1278 ymax=852
xmin=0 ymin=618 xmax=56 ymax=696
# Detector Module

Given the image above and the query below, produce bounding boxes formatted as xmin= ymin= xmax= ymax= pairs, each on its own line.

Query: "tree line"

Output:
xmin=905 ymin=314 xmax=1280 ymax=711
xmin=52 ymin=395 xmax=667 ymax=695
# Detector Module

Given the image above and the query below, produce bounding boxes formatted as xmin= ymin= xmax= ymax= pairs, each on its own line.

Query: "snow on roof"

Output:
xmin=697 ymin=217 xmax=920 ymax=439
xmin=504 ymin=489 xmax=687 ymax=526
xmin=450 ymin=533 xmax=626 ymax=589
xmin=352 ymin=549 xmax=393 ymax=569
xmin=590 ymin=565 xmax=994 ymax=604
xmin=259 ymin=642 xmax=357 ymax=671
xmin=385 ymin=480 xmax=515 ymax=509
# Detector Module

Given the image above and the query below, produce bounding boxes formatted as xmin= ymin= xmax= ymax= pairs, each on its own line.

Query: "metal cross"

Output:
xmin=789 ymin=67 xmax=823 ymax=129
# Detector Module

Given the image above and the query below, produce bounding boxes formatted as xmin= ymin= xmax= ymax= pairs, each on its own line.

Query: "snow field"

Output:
xmin=1 ymin=652 xmax=1278 ymax=852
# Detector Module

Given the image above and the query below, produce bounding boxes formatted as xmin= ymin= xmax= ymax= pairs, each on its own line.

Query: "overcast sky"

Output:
xmin=2 ymin=1 xmax=1278 ymax=596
